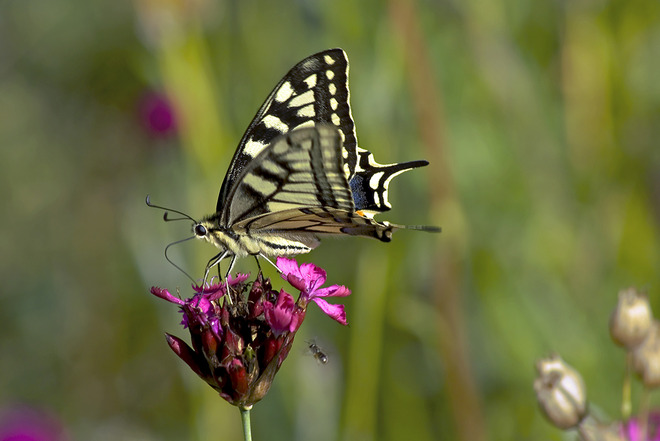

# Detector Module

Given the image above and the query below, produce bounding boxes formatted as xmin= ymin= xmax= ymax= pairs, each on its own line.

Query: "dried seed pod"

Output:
xmin=534 ymin=354 xmax=587 ymax=429
xmin=610 ymin=288 xmax=653 ymax=349
xmin=632 ymin=321 xmax=660 ymax=388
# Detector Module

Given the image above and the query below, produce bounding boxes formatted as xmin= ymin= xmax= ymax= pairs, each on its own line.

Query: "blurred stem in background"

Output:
xmin=134 ymin=0 xmax=230 ymax=174
xmin=133 ymin=0 xmax=240 ymax=439
xmin=342 ymin=248 xmax=389 ymax=440
xmin=388 ymin=1 xmax=486 ymax=441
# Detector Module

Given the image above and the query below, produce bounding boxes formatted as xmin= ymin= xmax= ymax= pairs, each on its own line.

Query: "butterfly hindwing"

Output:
xmin=236 ymin=206 xmax=396 ymax=246
xmin=223 ymin=125 xmax=354 ymax=227
xmin=351 ymin=149 xmax=429 ymax=214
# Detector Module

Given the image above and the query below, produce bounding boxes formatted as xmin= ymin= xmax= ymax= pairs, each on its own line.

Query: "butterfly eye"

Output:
xmin=194 ymin=224 xmax=207 ymax=237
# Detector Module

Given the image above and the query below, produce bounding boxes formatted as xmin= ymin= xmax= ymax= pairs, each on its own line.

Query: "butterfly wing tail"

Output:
xmin=312 ymin=209 xmax=440 ymax=242
xmin=350 ymin=149 xmax=429 ymax=214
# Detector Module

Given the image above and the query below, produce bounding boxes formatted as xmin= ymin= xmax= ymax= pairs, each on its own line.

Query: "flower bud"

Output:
xmin=534 ymin=354 xmax=587 ymax=429
xmin=610 ymin=288 xmax=653 ymax=349
xmin=632 ymin=321 xmax=660 ymax=388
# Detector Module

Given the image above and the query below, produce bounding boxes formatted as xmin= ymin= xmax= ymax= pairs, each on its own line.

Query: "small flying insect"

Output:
xmin=307 ymin=340 xmax=329 ymax=365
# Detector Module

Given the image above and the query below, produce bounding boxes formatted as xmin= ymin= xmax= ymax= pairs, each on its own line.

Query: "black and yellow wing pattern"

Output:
xmin=186 ymin=49 xmax=438 ymax=275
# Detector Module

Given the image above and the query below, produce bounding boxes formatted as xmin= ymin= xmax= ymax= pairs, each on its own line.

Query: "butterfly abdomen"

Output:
xmin=199 ymin=219 xmax=320 ymax=258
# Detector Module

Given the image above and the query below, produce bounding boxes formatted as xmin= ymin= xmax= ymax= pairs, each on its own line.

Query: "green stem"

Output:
xmin=240 ymin=405 xmax=253 ymax=441
xmin=622 ymin=351 xmax=632 ymax=421
xmin=639 ymin=389 xmax=650 ymax=441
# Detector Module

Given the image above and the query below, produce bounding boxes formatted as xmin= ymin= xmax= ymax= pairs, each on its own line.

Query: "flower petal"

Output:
xmin=193 ymin=281 xmax=224 ymax=296
xmin=312 ymin=298 xmax=348 ymax=325
xmin=298 ymin=262 xmax=326 ymax=291
xmin=278 ymin=258 xmax=307 ymax=291
xmin=310 ymin=284 xmax=351 ymax=299
xmin=228 ymin=273 xmax=250 ymax=285
xmin=264 ymin=290 xmax=298 ymax=336
xmin=150 ymin=287 xmax=185 ymax=305
xmin=276 ymin=257 xmax=300 ymax=278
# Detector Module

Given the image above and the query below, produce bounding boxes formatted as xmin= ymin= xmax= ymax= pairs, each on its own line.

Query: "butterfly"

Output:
xmin=148 ymin=49 xmax=439 ymax=281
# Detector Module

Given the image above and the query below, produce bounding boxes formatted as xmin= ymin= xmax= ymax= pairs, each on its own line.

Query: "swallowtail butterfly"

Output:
xmin=149 ymin=49 xmax=439 ymax=280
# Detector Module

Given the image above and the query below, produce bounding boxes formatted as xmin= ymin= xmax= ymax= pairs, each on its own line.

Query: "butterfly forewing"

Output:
xmin=217 ymin=49 xmax=358 ymax=213
xmin=215 ymin=48 xmax=429 ymax=219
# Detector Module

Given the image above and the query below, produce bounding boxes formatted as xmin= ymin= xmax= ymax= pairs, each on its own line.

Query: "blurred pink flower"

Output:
xmin=0 ymin=405 xmax=69 ymax=441
xmin=139 ymin=92 xmax=177 ymax=136
xmin=620 ymin=412 xmax=660 ymax=441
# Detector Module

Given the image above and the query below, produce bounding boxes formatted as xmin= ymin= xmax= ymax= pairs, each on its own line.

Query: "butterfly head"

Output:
xmin=193 ymin=216 xmax=244 ymax=257
xmin=192 ymin=221 xmax=223 ymax=249
xmin=192 ymin=218 xmax=226 ymax=249
xmin=193 ymin=223 xmax=208 ymax=239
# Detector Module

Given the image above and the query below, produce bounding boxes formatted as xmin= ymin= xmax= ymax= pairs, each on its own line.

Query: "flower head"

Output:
xmin=151 ymin=259 xmax=351 ymax=407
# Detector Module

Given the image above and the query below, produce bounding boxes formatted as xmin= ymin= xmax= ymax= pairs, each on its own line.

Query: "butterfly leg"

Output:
xmin=223 ymin=255 xmax=237 ymax=304
xmin=204 ymin=250 xmax=230 ymax=288
xmin=258 ymin=253 xmax=282 ymax=274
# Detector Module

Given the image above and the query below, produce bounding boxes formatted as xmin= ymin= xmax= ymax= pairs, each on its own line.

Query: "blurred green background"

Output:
xmin=1 ymin=0 xmax=659 ymax=440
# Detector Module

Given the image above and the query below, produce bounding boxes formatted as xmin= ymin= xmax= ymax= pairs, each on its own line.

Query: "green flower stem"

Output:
xmin=640 ymin=389 xmax=650 ymax=441
xmin=622 ymin=352 xmax=632 ymax=420
xmin=240 ymin=405 xmax=253 ymax=441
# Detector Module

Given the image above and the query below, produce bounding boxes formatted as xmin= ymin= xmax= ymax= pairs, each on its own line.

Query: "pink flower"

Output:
xmin=620 ymin=412 xmax=660 ymax=441
xmin=139 ymin=92 xmax=177 ymax=136
xmin=151 ymin=274 xmax=295 ymax=406
xmin=150 ymin=260 xmax=351 ymax=407
xmin=263 ymin=289 xmax=305 ymax=336
xmin=0 ymin=405 xmax=69 ymax=441
xmin=277 ymin=257 xmax=351 ymax=325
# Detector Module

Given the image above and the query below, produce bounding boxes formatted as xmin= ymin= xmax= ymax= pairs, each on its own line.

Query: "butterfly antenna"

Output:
xmin=164 ymin=236 xmax=197 ymax=284
xmin=145 ymin=195 xmax=198 ymax=223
